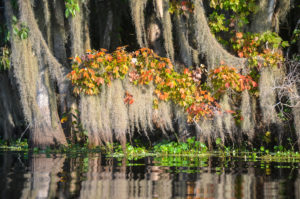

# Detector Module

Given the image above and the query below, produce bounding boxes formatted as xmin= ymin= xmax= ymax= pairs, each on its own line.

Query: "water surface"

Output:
xmin=0 ymin=151 xmax=299 ymax=199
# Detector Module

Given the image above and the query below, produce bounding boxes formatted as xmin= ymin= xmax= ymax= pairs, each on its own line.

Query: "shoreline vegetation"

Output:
xmin=2 ymin=137 xmax=300 ymax=164
xmin=0 ymin=0 xmax=299 ymax=151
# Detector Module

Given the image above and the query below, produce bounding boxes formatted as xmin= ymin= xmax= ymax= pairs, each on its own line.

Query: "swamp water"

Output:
xmin=0 ymin=151 xmax=300 ymax=199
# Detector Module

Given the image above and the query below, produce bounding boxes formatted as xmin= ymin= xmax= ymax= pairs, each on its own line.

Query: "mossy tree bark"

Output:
xmin=0 ymin=0 xmax=299 ymax=148
xmin=3 ymin=0 xmax=68 ymax=148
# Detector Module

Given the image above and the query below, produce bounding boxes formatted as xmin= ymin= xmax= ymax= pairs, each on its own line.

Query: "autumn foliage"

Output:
xmin=209 ymin=65 xmax=257 ymax=94
xmin=232 ymin=32 xmax=286 ymax=68
xmin=67 ymin=47 xmax=257 ymax=122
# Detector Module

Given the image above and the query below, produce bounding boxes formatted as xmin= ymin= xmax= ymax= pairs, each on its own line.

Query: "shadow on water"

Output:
xmin=0 ymin=151 xmax=299 ymax=198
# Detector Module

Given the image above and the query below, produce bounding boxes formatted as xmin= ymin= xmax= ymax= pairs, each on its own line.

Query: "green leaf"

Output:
xmin=12 ymin=16 xmax=17 ymax=24
xmin=83 ymin=130 xmax=88 ymax=136
xmin=13 ymin=27 xmax=19 ymax=35
xmin=281 ymin=41 xmax=289 ymax=48
xmin=75 ymin=3 xmax=80 ymax=12
xmin=216 ymin=137 xmax=222 ymax=145
xmin=65 ymin=9 xmax=70 ymax=18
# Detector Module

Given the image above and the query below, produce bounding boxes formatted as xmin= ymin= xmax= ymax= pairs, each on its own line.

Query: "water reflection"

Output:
xmin=21 ymin=155 xmax=65 ymax=199
xmin=0 ymin=152 xmax=298 ymax=199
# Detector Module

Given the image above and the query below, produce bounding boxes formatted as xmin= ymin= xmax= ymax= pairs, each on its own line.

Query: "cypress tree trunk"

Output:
xmin=0 ymin=0 xmax=298 ymax=148
xmin=4 ymin=0 xmax=67 ymax=148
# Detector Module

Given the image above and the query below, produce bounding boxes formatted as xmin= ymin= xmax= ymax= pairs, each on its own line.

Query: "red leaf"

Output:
xmin=88 ymin=54 xmax=95 ymax=59
xmin=252 ymin=81 xmax=258 ymax=87
xmin=236 ymin=32 xmax=243 ymax=39
xmin=226 ymin=110 xmax=236 ymax=114
xmin=184 ymin=68 xmax=189 ymax=75
xmin=129 ymin=99 xmax=134 ymax=104
xmin=238 ymin=52 xmax=244 ymax=58
xmin=96 ymin=77 xmax=104 ymax=86
xmin=75 ymin=56 xmax=82 ymax=64
xmin=225 ymin=82 xmax=230 ymax=88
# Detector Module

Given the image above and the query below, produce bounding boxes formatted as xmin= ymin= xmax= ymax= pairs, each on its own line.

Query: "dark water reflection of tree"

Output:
xmin=0 ymin=152 xmax=298 ymax=199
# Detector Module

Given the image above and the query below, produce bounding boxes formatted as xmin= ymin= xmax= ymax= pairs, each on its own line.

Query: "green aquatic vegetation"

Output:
xmin=153 ymin=137 xmax=208 ymax=154
xmin=114 ymin=143 xmax=149 ymax=156
xmin=0 ymin=139 xmax=28 ymax=151
xmin=107 ymin=137 xmax=300 ymax=164
xmin=31 ymin=144 xmax=103 ymax=155
xmin=153 ymin=155 xmax=209 ymax=168
xmin=2 ymin=137 xmax=300 ymax=164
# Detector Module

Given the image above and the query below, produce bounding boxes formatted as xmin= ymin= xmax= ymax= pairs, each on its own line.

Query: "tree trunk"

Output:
xmin=20 ymin=155 xmax=65 ymax=198
xmin=4 ymin=0 xmax=67 ymax=148
xmin=0 ymin=0 xmax=299 ymax=148
xmin=0 ymin=73 xmax=23 ymax=140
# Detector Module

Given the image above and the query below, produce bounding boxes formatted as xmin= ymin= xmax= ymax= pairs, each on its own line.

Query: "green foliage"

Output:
xmin=65 ymin=0 xmax=80 ymax=18
xmin=231 ymin=31 xmax=286 ymax=68
xmin=109 ymin=137 xmax=210 ymax=159
xmin=106 ymin=136 xmax=300 ymax=164
xmin=68 ymin=47 xmax=222 ymax=121
xmin=0 ymin=139 xmax=28 ymax=151
xmin=153 ymin=137 xmax=208 ymax=154
xmin=0 ymin=46 xmax=10 ymax=70
xmin=0 ymin=25 xmax=10 ymax=45
xmin=259 ymin=31 xmax=289 ymax=49
xmin=12 ymin=16 xmax=29 ymax=40
xmin=291 ymin=28 xmax=300 ymax=44
xmin=115 ymin=143 xmax=148 ymax=157
xmin=215 ymin=137 xmax=232 ymax=154
xmin=2 ymin=138 xmax=300 ymax=164
xmin=168 ymin=0 xmax=194 ymax=15
xmin=209 ymin=64 xmax=257 ymax=97
xmin=208 ymin=12 xmax=228 ymax=33
xmin=61 ymin=109 xmax=88 ymax=146
xmin=277 ymin=103 xmax=292 ymax=122
xmin=68 ymin=47 xmax=257 ymax=122
xmin=209 ymin=0 xmax=256 ymax=33
xmin=0 ymin=24 xmax=11 ymax=71
xmin=207 ymin=0 xmax=288 ymax=71
xmin=152 ymin=155 xmax=209 ymax=168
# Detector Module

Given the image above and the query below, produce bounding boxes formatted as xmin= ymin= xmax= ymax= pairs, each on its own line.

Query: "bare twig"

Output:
xmin=272 ymin=60 xmax=300 ymax=121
